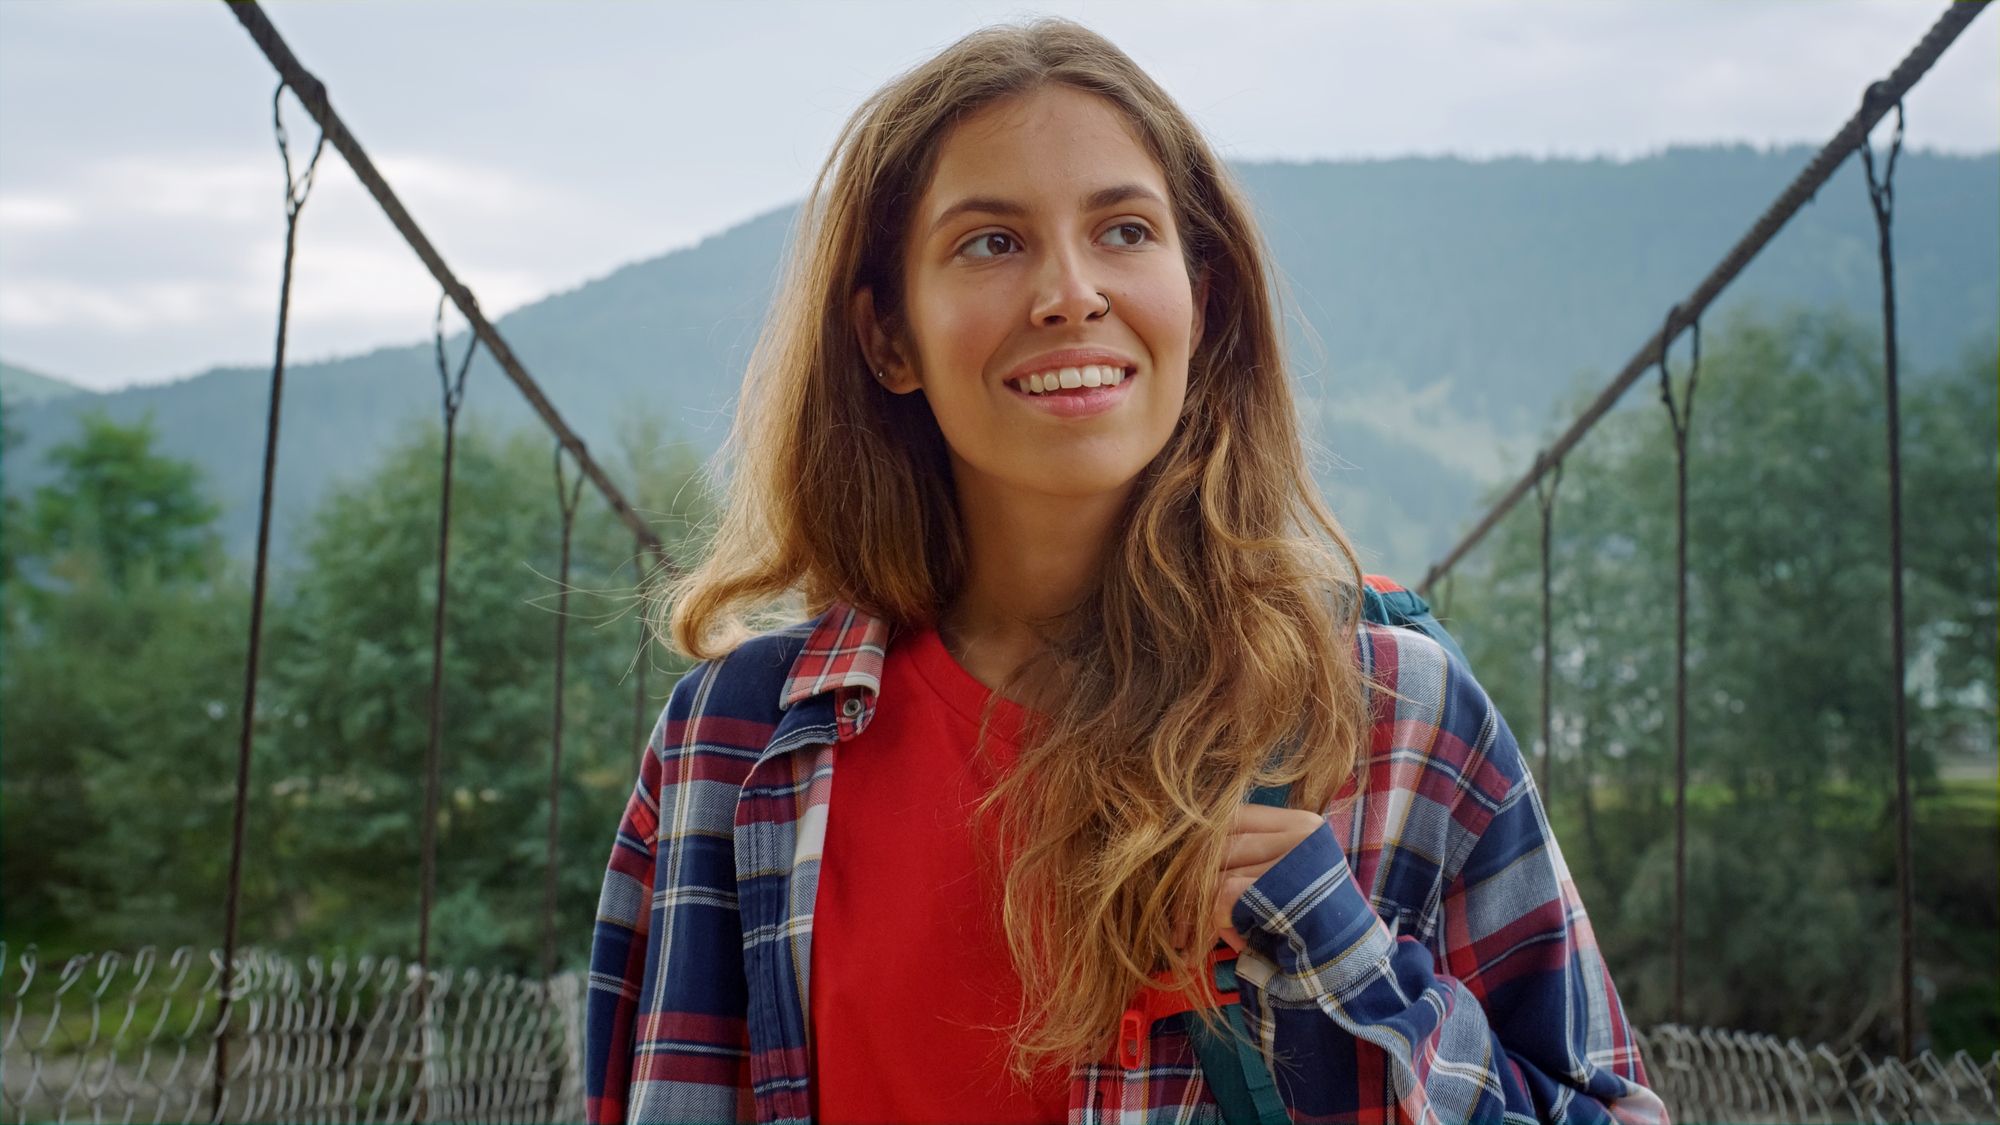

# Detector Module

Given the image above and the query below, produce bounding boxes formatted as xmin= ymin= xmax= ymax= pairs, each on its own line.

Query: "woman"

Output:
xmin=586 ymin=19 xmax=1663 ymax=1125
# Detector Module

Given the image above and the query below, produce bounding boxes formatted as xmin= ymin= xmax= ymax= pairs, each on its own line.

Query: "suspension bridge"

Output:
xmin=4 ymin=2 xmax=1994 ymax=1121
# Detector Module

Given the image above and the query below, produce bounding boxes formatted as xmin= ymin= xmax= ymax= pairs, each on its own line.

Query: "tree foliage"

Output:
xmin=2 ymin=411 xmax=243 ymax=951
xmin=1450 ymin=308 xmax=1997 ymax=1055
xmin=3 ymin=410 xmax=705 ymax=974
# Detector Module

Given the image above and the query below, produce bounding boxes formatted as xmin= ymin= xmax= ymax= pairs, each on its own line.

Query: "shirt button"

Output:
xmin=841 ymin=696 xmax=864 ymax=719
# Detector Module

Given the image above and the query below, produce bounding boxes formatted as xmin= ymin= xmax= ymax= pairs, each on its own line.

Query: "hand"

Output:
xmin=1212 ymin=804 xmax=1325 ymax=952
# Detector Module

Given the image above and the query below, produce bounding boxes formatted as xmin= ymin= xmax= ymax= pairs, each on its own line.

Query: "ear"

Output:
xmin=851 ymin=286 xmax=922 ymax=394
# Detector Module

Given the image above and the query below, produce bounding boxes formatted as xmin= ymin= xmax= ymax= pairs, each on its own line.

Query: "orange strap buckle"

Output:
xmin=1116 ymin=944 xmax=1240 ymax=1070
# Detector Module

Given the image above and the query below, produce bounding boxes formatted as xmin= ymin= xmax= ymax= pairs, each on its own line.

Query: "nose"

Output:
xmin=1028 ymin=245 xmax=1105 ymax=327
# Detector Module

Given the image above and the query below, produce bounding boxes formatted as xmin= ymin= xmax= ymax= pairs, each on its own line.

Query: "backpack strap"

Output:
xmin=1360 ymin=574 xmax=1472 ymax=672
xmin=1114 ymin=781 xmax=1291 ymax=1123
xmin=1188 ymin=780 xmax=1292 ymax=1123
xmin=1186 ymin=958 xmax=1288 ymax=1125
xmin=1122 ymin=575 xmax=1470 ymax=1123
xmin=1120 ymin=944 xmax=1289 ymax=1125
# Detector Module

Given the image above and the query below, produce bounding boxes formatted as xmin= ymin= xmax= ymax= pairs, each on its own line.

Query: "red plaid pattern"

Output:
xmin=585 ymin=600 xmax=1665 ymax=1124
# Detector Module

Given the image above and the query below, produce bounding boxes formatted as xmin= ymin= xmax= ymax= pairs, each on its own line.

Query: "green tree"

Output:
xmin=249 ymin=417 xmax=703 ymax=972
xmin=1452 ymin=309 xmax=1997 ymax=1054
xmin=2 ymin=413 xmax=246 ymax=952
xmin=4 ymin=405 xmax=708 ymax=973
xmin=27 ymin=411 xmax=220 ymax=587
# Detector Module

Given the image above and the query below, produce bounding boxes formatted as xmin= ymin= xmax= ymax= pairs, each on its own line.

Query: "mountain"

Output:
xmin=6 ymin=146 xmax=1995 ymax=581
xmin=1 ymin=362 xmax=92 ymax=407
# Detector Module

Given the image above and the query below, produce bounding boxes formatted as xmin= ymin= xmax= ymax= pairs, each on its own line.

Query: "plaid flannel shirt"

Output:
xmin=586 ymin=601 xmax=1667 ymax=1124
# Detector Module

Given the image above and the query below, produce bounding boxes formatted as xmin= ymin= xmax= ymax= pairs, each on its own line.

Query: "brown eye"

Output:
xmin=961 ymin=232 xmax=1020 ymax=259
xmin=1102 ymin=223 xmax=1149 ymax=247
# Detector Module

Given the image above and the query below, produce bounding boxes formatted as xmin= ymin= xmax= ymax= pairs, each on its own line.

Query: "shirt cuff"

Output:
xmin=1229 ymin=820 xmax=1394 ymax=993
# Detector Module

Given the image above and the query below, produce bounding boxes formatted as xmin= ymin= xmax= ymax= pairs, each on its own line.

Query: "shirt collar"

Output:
xmin=780 ymin=601 xmax=893 ymax=714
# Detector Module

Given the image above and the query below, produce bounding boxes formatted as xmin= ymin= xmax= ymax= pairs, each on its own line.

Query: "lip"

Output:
xmin=1001 ymin=347 xmax=1139 ymax=419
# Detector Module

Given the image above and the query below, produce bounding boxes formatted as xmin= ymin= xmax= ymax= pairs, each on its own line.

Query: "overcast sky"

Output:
xmin=2 ymin=1 xmax=1993 ymax=392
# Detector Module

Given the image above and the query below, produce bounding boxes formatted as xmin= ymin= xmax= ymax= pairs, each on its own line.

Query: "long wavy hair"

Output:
xmin=664 ymin=18 xmax=1371 ymax=1072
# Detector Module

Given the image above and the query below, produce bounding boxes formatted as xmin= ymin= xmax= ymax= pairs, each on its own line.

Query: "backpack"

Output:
xmin=1115 ymin=575 xmax=1465 ymax=1125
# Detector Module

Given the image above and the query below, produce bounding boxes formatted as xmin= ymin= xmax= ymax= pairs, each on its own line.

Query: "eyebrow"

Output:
xmin=1083 ymin=183 xmax=1166 ymax=211
xmin=929 ymin=197 xmax=1027 ymax=234
xmin=927 ymin=182 xmax=1168 ymax=235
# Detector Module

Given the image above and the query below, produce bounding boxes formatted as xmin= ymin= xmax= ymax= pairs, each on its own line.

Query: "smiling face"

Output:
xmin=856 ymin=85 xmax=1202 ymax=505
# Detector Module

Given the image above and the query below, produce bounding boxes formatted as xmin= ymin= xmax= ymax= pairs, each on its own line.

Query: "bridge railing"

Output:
xmin=9 ymin=946 xmax=1996 ymax=1124
xmin=1637 ymin=1024 xmax=1998 ymax=1124
xmin=1 ymin=945 xmax=582 ymax=1124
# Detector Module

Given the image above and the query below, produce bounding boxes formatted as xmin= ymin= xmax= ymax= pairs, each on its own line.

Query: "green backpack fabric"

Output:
xmin=1183 ymin=577 xmax=1463 ymax=1125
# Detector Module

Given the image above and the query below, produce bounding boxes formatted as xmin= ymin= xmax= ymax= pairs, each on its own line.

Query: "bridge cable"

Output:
xmin=224 ymin=0 xmax=674 ymax=569
xmin=1659 ymin=307 xmax=1700 ymax=1026
xmin=542 ymin=448 xmax=586 ymax=979
xmin=1415 ymin=0 xmax=1988 ymax=598
xmin=1534 ymin=459 xmax=1565 ymax=803
xmin=217 ymin=79 xmax=324 ymax=1122
xmin=1859 ymin=95 xmax=1914 ymax=1061
xmin=418 ymin=297 xmax=480 ymax=974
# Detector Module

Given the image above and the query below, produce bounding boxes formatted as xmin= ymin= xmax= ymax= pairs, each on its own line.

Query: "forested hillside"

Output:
xmin=5 ymin=145 xmax=1996 ymax=580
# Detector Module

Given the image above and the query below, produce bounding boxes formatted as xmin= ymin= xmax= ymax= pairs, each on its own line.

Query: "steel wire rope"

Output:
xmin=1415 ymin=1 xmax=1989 ymax=600
xmin=419 ymin=297 xmax=480 ymax=975
xmin=1859 ymin=94 xmax=1916 ymax=1062
xmin=541 ymin=451 xmax=586 ymax=980
xmin=217 ymin=79 xmax=325 ymax=1125
xmin=1659 ymin=307 xmax=1700 ymax=1025
xmin=1534 ymin=460 xmax=1565 ymax=803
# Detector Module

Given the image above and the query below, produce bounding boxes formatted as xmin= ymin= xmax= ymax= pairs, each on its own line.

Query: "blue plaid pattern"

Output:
xmin=586 ymin=601 xmax=1664 ymax=1124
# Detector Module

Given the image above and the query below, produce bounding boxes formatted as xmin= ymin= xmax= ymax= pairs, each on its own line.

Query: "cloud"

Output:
xmin=0 ymin=195 xmax=81 ymax=231
xmin=2 ymin=0 xmax=1992 ymax=388
xmin=0 ymin=148 xmax=605 ymax=375
xmin=0 ymin=276 xmax=252 ymax=330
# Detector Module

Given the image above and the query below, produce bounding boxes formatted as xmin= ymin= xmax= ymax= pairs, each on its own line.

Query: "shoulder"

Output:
xmin=658 ymin=617 xmax=822 ymax=756
xmin=1352 ymin=620 xmax=1527 ymax=827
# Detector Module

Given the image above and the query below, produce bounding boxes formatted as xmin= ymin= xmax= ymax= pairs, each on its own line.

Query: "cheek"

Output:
xmin=909 ymin=274 xmax=1011 ymax=380
xmin=1122 ymin=271 xmax=1199 ymax=394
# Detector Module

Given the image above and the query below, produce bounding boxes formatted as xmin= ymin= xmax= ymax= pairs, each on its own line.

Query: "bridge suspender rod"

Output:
xmin=222 ymin=0 xmax=671 ymax=570
xmin=1658 ymin=312 xmax=1700 ymax=1025
xmin=543 ymin=451 xmax=585 ymax=979
xmin=1860 ymin=103 xmax=1915 ymax=1061
xmin=1417 ymin=0 xmax=1989 ymax=597
xmin=417 ymin=302 xmax=477 ymax=977
xmin=633 ymin=557 xmax=652 ymax=771
xmin=1534 ymin=461 xmax=1562 ymax=804
xmin=216 ymin=81 xmax=325 ymax=1125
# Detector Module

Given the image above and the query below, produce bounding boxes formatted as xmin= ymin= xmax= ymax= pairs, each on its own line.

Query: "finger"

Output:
xmin=1228 ymin=803 xmax=1315 ymax=833
xmin=1227 ymin=805 xmax=1324 ymax=842
xmin=1213 ymin=872 xmax=1258 ymax=934
xmin=1223 ymin=809 xmax=1324 ymax=868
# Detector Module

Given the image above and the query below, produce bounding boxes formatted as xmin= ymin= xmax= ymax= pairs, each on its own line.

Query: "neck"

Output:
xmin=941 ymin=460 xmax=1129 ymax=695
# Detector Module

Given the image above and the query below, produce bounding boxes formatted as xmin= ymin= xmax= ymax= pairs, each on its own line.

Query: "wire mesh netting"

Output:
xmin=1636 ymin=1025 xmax=1998 ymax=1124
xmin=1 ymin=945 xmax=583 ymax=1124
xmin=7 ymin=945 xmax=1998 ymax=1124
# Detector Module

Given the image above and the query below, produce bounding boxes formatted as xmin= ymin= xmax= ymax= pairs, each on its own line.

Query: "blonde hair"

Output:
xmin=665 ymin=18 xmax=1370 ymax=1071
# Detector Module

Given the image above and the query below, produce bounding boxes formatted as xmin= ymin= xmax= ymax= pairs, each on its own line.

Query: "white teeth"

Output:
xmin=1019 ymin=365 xmax=1128 ymax=394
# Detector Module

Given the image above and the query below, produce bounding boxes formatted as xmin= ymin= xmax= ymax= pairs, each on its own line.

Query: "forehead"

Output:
xmin=921 ymin=85 xmax=1167 ymax=215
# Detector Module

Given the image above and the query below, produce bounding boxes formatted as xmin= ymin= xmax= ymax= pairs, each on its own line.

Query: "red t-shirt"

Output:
xmin=811 ymin=627 xmax=1069 ymax=1124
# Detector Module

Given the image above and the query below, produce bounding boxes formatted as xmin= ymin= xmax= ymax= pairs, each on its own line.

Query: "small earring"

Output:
xmin=874 ymin=370 xmax=886 ymax=380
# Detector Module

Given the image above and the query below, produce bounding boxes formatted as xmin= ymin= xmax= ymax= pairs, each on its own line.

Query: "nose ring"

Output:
xmin=1093 ymin=292 xmax=1111 ymax=319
